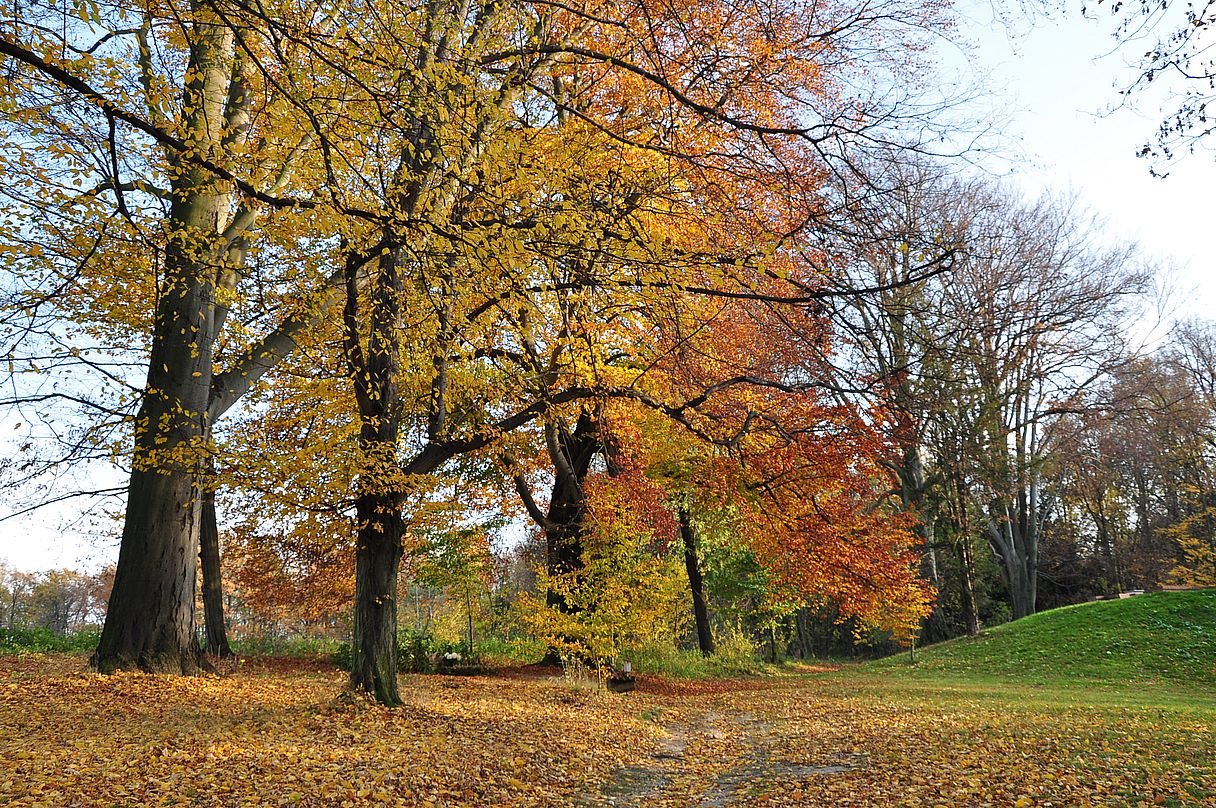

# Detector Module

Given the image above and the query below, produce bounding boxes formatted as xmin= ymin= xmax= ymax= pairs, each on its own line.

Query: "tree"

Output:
xmin=933 ymin=189 xmax=1149 ymax=619
xmin=830 ymin=163 xmax=1153 ymax=623
xmin=319 ymin=0 xmax=970 ymax=702
xmin=4 ymin=0 xmax=966 ymax=695
xmin=826 ymin=156 xmax=972 ymax=634
xmin=0 ymin=0 xmax=352 ymax=672
xmin=678 ymin=507 xmax=715 ymax=656
xmin=1103 ymin=0 xmax=1216 ymax=166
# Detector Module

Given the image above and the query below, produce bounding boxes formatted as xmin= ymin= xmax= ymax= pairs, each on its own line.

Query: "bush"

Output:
xmin=632 ymin=624 xmax=768 ymax=679
xmin=331 ymin=630 xmax=467 ymax=673
xmin=0 ymin=626 xmax=101 ymax=654
xmin=330 ymin=642 xmax=353 ymax=671
xmin=475 ymin=635 xmax=546 ymax=666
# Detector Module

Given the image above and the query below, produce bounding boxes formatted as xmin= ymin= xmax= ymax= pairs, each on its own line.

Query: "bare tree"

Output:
xmin=935 ymin=189 xmax=1150 ymax=618
xmin=832 ymin=162 xmax=1152 ymax=622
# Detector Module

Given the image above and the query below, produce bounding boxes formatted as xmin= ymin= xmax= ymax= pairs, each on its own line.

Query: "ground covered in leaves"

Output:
xmin=2 ymin=654 xmax=1214 ymax=807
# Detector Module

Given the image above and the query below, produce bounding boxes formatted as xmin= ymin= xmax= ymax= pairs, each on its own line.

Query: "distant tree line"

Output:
xmin=0 ymin=564 xmax=110 ymax=634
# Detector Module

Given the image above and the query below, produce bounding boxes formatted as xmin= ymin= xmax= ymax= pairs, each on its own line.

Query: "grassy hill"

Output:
xmin=874 ymin=589 xmax=1216 ymax=687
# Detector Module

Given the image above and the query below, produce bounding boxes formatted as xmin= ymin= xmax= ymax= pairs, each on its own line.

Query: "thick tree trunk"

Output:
xmin=898 ymin=447 xmax=950 ymax=641
xmin=345 ymin=242 xmax=406 ymax=705
xmin=984 ymin=505 xmax=1038 ymax=621
xmin=1006 ymin=554 xmax=1037 ymax=620
xmin=350 ymin=493 xmax=404 ymax=706
xmin=678 ymin=507 xmax=714 ymax=656
xmin=94 ymin=13 xmax=234 ymax=675
xmin=535 ymin=414 xmax=603 ymax=665
xmin=199 ymin=487 xmax=233 ymax=657
xmin=94 ymin=210 xmax=222 ymax=674
xmin=96 ymin=461 xmax=205 ymax=673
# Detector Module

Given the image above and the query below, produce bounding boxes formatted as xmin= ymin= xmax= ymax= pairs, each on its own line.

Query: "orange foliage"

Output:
xmin=592 ymin=273 xmax=933 ymax=639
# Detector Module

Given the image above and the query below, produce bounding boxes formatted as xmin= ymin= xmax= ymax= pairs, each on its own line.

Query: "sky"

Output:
xmin=951 ymin=1 xmax=1215 ymax=315
xmin=2 ymin=3 xmax=1215 ymax=573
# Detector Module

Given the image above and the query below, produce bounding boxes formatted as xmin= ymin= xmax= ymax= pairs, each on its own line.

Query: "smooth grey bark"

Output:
xmin=983 ymin=502 xmax=1040 ymax=621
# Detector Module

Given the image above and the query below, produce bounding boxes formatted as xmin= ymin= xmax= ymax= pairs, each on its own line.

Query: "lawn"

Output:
xmin=2 ymin=651 xmax=1213 ymax=807
xmin=875 ymin=590 xmax=1216 ymax=689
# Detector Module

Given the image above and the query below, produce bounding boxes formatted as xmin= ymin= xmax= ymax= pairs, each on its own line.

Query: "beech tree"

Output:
xmin=4 ymin=0 xmax=966 ymax=698
xmin=0 ymin=0 xmax=366 ymax=672
xmin=313 ymin=0 xmax=970 ymax=701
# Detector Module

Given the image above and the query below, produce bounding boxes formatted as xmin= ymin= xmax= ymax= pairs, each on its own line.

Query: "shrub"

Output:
xmin=230 ymin=634 xmax=343 ymax=658
xmin=330 ymin=630 xmax=465 ymax=673
xmin=0 ymin=626 xmax=101 ymax=654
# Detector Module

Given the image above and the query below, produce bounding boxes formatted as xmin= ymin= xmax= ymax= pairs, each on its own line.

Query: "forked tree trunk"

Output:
xmin=93 ymin=13 xmax=234 ymax=675
xmin=543 ymin=413 xmax=601 ymax=609
xmin=199 ymin=488 xmax=233 ymax=657
xmin=534 ymin=414 xmax=604 ymax=665
xmin=94 ymin=203 xmax=224 ymax=674
xmin=345 ymin=242 xmax=406 ymax=705
xmin=678 ymin=507 xmax=714 ymax=656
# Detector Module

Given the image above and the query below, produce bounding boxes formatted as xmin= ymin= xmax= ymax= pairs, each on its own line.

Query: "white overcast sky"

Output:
xmin=3 ymin=3 xmax=1214 ymax=572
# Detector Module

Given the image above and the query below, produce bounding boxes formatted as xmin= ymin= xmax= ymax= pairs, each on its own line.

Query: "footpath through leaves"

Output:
xmin=2 ymin=656 xmax=1214 ymax=807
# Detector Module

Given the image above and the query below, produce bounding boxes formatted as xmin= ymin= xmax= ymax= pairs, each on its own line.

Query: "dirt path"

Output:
xmin=580 ymin=700 xmax=862 ymax=807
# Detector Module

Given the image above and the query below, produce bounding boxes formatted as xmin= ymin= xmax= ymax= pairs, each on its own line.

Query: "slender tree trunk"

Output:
xmin=199 ymin=485 xmax=233 ymax=657
xmin=465 ymin=582 xmax=474 ymax=654
xmin=678 ymin=507 xmax=714 ymax=656
xmin=949 ymin=478 xmax=981 ymax=636
xmin=794 ymin=608 xmax=811 ymax=660
xmin=957 ymin=537 xmax=980 ymax=635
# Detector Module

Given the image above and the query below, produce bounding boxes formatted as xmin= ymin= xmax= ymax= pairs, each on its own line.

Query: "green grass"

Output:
xmin=871 ymin=589 xmax=1216 ymax=690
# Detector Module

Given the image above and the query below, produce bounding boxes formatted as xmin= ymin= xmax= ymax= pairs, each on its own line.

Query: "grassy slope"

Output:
xmin=872 ymin=589 xmax=1216 ymax=688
